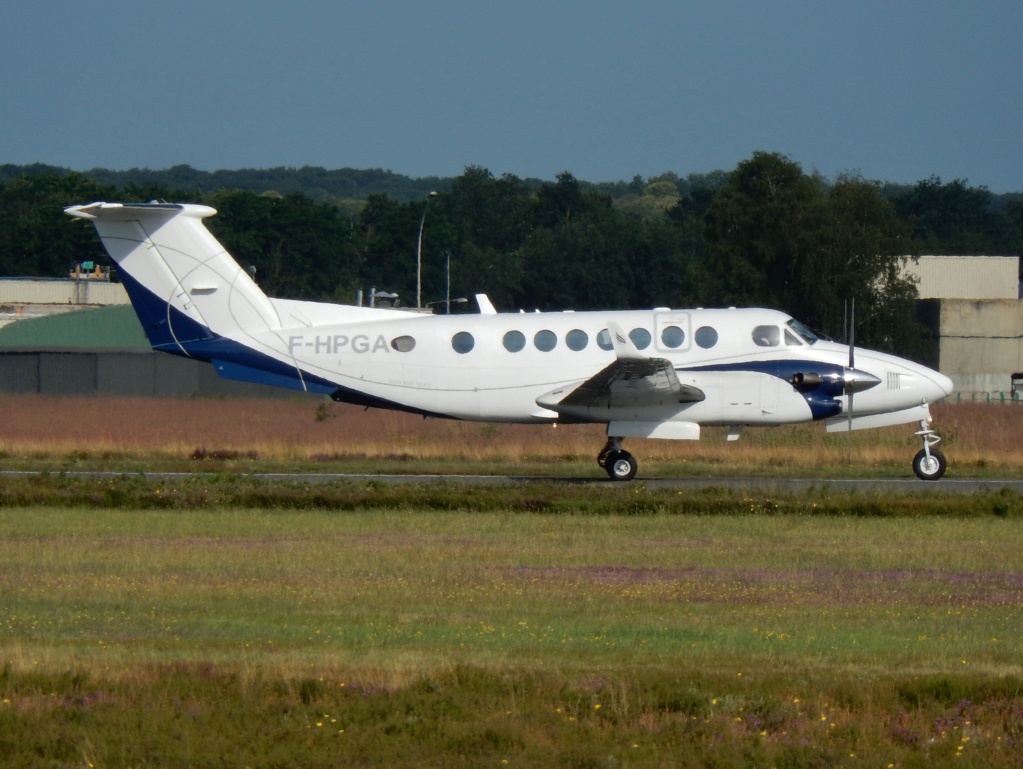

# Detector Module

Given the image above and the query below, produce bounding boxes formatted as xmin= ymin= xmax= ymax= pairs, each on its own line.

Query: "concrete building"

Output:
xmin=906 ymin=256 xmax=1023 ymax=398
xmin=0 ymin=278 xmax=129 ymax=330
xmin=924 ymin=299 xmax=1023 ymax=396
xmin=901 ymin=255 xmax=1019 ymax=300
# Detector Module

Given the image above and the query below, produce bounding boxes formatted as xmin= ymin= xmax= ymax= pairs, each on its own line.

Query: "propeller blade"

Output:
xmin=848 ymin=298 xmax=855 ymax=430
xmin=848 ymin=297 xmax=855 ymax=369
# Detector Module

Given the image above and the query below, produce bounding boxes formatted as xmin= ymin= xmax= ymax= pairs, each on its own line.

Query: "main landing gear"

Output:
xmin=598 ymin=437 xmax=637 ymax=482
xmin=912 ymin=417 xmax=947 ymax=480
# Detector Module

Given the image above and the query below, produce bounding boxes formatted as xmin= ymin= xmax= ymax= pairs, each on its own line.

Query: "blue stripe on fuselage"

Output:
xmin=682 ymin=359 xmax=845 ymax=420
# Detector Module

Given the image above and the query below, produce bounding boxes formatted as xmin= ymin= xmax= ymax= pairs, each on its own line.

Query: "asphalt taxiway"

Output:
xmin=3 ymin=470 xmax=1023 ymax=494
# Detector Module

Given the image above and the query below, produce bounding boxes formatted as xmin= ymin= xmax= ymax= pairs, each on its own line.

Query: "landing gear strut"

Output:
xmin=598 ymin=436 xmax=638 ymax=482
xmin=912 ymin=417 xmax=947 ymax=480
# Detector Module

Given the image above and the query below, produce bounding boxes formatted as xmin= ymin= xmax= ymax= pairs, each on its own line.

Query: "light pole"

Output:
xmin=416 ymin=191 xmax=438 ymax=309
xmin=425 ymin=296 xmax=468 ymax=313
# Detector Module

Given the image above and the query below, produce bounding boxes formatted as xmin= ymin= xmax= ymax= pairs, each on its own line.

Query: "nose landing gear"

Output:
xmin=912 ymin=418 xmax=947 ymax=480
xmin=598 ymin=436 xmax=638 ymax=482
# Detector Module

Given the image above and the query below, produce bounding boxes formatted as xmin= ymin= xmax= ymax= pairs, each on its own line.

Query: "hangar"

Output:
xmin=0 ymin=278 xmax=294 ymax=397
xmin=904 ymin=256 xmax=1022 ymax=399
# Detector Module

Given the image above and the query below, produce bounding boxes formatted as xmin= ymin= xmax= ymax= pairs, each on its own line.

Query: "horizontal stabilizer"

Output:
xmin=65 ymin=201 xmax=189 ymax=221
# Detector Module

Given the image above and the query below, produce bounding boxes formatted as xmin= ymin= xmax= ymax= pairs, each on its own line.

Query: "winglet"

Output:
xmin=606 ymin=321 xmax=647 ymax=361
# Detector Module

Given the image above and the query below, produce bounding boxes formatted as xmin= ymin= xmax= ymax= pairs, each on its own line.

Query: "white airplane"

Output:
xmin=65 ymin=201 xmax=955 ymax=481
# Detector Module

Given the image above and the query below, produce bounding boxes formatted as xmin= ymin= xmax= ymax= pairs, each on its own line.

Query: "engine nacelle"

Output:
xmin=791 ymin=372 xmax=823 ymax=388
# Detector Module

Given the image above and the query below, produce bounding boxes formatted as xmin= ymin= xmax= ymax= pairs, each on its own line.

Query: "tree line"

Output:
xmin=1 ymin=153 xmax=1021 ymax=361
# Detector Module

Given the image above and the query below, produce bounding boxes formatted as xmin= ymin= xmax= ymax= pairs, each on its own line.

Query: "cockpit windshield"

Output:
xmin=786 ymin=318 xmax=818 ymax=345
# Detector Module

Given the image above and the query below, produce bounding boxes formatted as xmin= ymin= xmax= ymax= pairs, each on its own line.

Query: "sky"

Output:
xmin=2 ymin=1 xmax=1021 ymax=191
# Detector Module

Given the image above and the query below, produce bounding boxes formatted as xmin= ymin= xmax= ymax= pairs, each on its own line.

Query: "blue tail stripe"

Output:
xmin=212 ymin=358 xmax=337 ymax=394
xmin=117 ymin=269 xmax=215 ymax=352
xmin=118 ymin=272 xmax=339 ymax=394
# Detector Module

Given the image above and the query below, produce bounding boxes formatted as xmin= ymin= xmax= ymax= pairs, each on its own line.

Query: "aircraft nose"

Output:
xmin=932 ymin=370 xmax=955 ymax=399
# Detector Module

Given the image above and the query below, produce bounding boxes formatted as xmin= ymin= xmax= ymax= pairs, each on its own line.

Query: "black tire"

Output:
xmin=913 ymin=448 xmax=947 ymax=480
xmin=605 ymin=450 xmax=638 ymax=482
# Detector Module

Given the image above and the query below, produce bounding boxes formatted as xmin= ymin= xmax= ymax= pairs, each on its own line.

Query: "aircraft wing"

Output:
xmin=536 ymin=322 xmax=704 ymax=416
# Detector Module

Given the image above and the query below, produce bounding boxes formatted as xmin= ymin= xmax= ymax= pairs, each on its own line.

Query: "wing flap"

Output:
xmin=536 ymin=357 xmax=704 ymax=417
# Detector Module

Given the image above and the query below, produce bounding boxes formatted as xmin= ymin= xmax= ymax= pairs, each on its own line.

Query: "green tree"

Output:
xmin=626 ymin=215 xmax=693 ymax=309
xmin=893 ymin=176 xmax=1001 ymax=254
xmin=814 ymin=175 xmax=921 ymax=353
xmin=349 ymin=194 xmax=430 ymax=305
xmin=444 ymin=166 xmax=535 ymax=251
xmin=206 ymin=190 xmax=357 ymax=301
xmin=700 ymin=152 xmax=825 ymax=312
xmin=0 ymin=173 xmax=115 ymax=277
xmin=518 ymin=219 xmax=635 ymax=309
xmin=517 ymin=174 xmax=637 ymax=309
xmin=700 ymin=153 xmax=922 ymax=355
xmin=1004 ymin=201 xmax=1023 ymax=271
xmin=437 ymin=167 xmax=535 ymax=308
xmin=534 ymin=172 xmax=601 ymax=228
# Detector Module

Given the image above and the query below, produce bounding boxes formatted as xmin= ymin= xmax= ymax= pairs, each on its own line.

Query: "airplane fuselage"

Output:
xmin=243 ymin=303 xmax=949 ymax=428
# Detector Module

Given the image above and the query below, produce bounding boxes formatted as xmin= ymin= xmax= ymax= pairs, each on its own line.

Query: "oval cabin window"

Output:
xmin=390 ymin=335 xmax=416 ymax=352
xmin=503 ymin=330 xmax=526 ymax=352
xmin=534 ymin=330 xmax=557 ymax=352
xmin=566 ymin=329 xmax=588 ymax=351
xmin=451 ymin=331 xmax=475 ymax=354
xmin=629 ymin=328 xmax=652 ymax=350
xmin=660 ymin=325 xmax=685 ymax=348
xmin=695 ymin=326 xmax=719 ymax=349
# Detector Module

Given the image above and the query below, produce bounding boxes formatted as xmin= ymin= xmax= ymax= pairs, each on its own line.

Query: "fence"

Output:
xmin=0 ymin=351 xmax=313 ymax=398
xmin=953 ymin=391 xmax=1023 ymax=404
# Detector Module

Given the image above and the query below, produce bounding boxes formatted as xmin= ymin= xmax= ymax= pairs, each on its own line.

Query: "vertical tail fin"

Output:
xmin=65 ymin=202 xmax=281 ymax=356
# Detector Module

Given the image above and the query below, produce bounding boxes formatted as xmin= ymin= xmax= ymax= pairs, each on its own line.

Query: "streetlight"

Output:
xmin=425 ymin=296 xmax=468 ymax=314
xmin=416 ymin=191 xmax=439 ymax=309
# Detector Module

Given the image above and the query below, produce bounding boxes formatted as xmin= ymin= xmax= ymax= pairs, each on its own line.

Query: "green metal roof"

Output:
xmin=0 ymin=305 xmax=150 ymax=350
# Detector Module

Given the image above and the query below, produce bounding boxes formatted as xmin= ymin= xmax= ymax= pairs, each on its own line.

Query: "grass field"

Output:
xmin=1 ymin=396 xmax=1022 ymax=766
xmin=2 ymin=394 xmax=1023 ymax=478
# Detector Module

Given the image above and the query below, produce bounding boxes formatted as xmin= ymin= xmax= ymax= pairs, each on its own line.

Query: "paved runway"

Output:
xmin=4 ymin=470 xmax=1023 ymax=494
xmin=254 ymin=473 xmax=1023 ymax=494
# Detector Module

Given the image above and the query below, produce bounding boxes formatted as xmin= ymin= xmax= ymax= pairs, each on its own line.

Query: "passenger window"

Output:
xmin=566 ymin=329 xmax=588 ymax=351
xmin=390 ymin=335 xmax=416 ymax=352
xmin=660 ymin=325 xmax=685 ymax=348
xmin=451 ymin=331 xmax=475 ymax=354
xmin=503 ymin=330 xmax=526 ymax=352
xmin=695 ymin=326 xmax=718 ymax=349
xmin=534 ymin=329 xmax=557 ymax=352
xmin=629 ymin=328 xmax=652 ymax=350
xmin=597 ymin=329 xmax=613 ymax=351
xmin=752 ymin=325 xmax=780 ymax=347
xmin=784 ymin=329 xmax=803 ymax=346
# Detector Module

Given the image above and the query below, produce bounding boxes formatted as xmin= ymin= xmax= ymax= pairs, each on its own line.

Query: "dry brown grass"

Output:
xmin=1 ymin=394 xmax=1021 ymax=474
